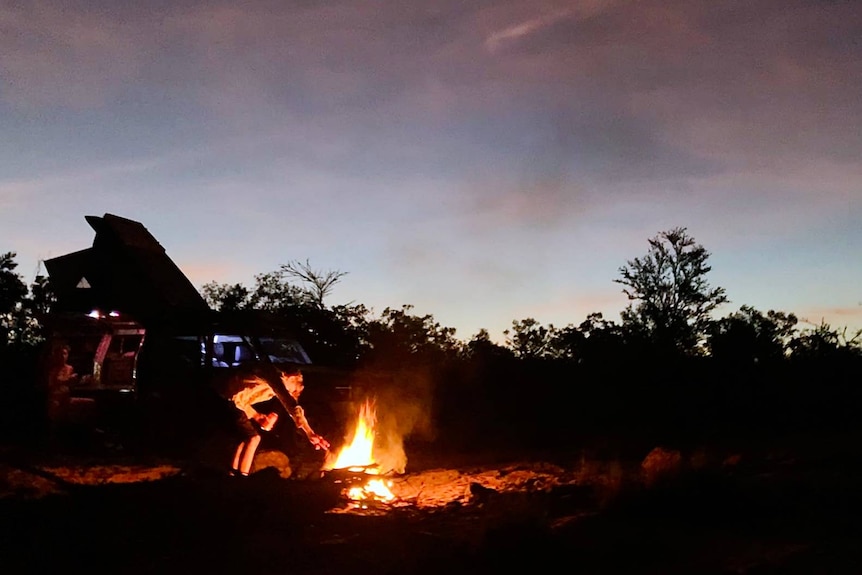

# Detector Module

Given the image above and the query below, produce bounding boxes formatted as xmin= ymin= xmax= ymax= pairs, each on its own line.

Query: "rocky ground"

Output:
xmin=2 ymin=432 xmax=862 ymax=574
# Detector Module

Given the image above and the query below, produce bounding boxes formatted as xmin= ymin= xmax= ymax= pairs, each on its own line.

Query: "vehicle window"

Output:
xmin=212 ymin=334 xmax=258 ymax=368
xmin=165 ymin=336 xmax=204 ymax=367
xmin=108 ymin=333 xmax=144 ymax=358
xmin=258 ymin=337 xmax=311 ymax=365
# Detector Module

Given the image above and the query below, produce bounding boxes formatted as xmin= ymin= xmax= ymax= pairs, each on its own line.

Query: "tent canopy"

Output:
xmin=44 ymin=213 xmax=211 ymax=326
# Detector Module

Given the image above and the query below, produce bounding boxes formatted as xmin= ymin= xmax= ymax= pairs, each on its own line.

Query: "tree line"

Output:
xmin=3 ymin=228 xmax=860 ymax=453
xmin=199 ymin=229 xmax=860 ymax=368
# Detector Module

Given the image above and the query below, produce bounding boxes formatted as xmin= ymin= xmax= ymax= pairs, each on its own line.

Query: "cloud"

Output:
xmin=3 ymin=1 xmax=860 ymax=315
xmin=795 ymin=305 xmax=862 ymax=333
xmin=515 ymin=289 xmax=630 ymax=326
xmin=485 ymin=7 xmax=577 ymax=53
xmin=0 ymin=2 xmax=156 ymax=109
xmin=470 ymin=0 xmax=862 ymax=182
xmin=457 ymin=174 xmax=581 ymax=232
xmin=483 ymin=0 xmax=623 ymax=53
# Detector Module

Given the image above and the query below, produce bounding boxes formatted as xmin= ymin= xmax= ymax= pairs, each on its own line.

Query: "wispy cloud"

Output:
xmin=484 ymin=1 xmax=616 ymax=54
xmin=796 ymin=305 xmax=862 ymax=333
xmin=485 ymin=8 xmax=577 ymax=53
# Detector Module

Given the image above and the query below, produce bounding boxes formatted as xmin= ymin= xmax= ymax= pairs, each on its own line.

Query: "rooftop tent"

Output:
xmin=44 ymin=213 xmax=211 ymax=325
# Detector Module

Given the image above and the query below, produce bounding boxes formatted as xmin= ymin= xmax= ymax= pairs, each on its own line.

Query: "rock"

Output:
xmin=251 ymin=450 xmax=293 ymax=479
xmin=467 ymin=481 xmax=497 ymax=503
xmin=641 ymin=446 xmax=683 ymax=487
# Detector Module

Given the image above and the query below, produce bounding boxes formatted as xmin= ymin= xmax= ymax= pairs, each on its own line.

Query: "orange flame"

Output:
xmin=330 ymin=400 xmax=377 ymax=471
xmin=326 ymin=399 xmax=394 ymax=503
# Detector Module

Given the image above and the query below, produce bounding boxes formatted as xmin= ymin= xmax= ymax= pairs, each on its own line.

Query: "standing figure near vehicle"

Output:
xmin=216 ymin=364 xmax=329 ymax=477
xmin=46 ymin=343 xmax=79 ymax=426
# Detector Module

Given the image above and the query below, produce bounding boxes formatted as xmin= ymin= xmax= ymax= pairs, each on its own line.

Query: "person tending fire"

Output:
xmin=214 ymin=363 xmax=330 ymax=477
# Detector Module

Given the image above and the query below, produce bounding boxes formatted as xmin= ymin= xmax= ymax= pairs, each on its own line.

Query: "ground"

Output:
xmin=2 ymin=433 xmax=861 ymax=574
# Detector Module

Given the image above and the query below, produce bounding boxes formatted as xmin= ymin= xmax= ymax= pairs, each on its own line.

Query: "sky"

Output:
xmin=2 ymin=0 xmax=861 ymax=342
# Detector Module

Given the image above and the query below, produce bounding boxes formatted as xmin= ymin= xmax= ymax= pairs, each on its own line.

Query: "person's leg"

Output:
xmin=231 ymin=411 xmax=259 ymax=476
xmin=231 ymin=441 xmax=246 ymax=474
xmin=238 ymin=434 xmax=261 ymax=476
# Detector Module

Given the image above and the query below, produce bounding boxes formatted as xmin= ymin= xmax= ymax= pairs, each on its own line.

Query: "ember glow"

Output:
xmin=325 ymin=399 xmax=395 ymax=503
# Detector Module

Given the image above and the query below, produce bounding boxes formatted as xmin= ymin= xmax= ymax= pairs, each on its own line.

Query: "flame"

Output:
xmin=330 ymin=400 xmax=377 ymax=471
xmin=326 ymin=399 xmax=395 ymax=503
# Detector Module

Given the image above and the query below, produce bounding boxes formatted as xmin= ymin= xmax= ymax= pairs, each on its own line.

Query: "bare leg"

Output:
xmin=231 ymin=442 xmax=245 ymax=473
xmin=238 ymin=434 xmax=262 ymax=476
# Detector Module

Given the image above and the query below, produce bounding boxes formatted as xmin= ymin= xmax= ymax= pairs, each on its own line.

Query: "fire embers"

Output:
xmin=322 ymin=400 xmax=398 ymax=508
xmin=325 ymin=468 xmax=396 ymax=509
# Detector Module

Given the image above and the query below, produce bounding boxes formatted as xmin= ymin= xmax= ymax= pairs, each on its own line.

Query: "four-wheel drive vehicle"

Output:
xmin=39 ymin=213 xmax=351 ymax=447
xmin=40 ymin=310 xmax=324 ymax=435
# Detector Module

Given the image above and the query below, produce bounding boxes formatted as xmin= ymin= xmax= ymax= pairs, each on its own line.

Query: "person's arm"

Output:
xmin=266 ymin=375 xmax=304 ymax=425
xmin=265 ymin=370 xmax=330 ymax=450
xmin=57 ymin=365 xmax=78 ymax=384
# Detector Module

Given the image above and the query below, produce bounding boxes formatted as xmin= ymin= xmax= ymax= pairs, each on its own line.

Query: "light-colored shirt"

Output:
xmin=229 ymin=375 xmax=310 ymax=432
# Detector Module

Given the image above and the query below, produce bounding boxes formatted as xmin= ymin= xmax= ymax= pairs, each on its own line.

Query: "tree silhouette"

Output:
xmin=707 ymin=305 xmax=798 ymax=364
xmin=0 ymin=252 xmax=29 ymax=346
xmin=464 ymin=328 xmax=513 ymax=360
xmin=504 ymin=318 xmax=558 ymax=359
xmin=246 ymin=271 xmax=307 ymax=311
xmin=27 ymin=272 xmax=55 ymax=317
xmin=280 ymin=259 xmax=347 ymax=309
xmin=201 ymin=267 xmax=365 ymax=367
xmin=200 ymin=281 xmax=252 ymax=311
xmin=789 ymin=320 xmax=862 ymax=361
xmin=616 ymin=228 xmax=728 ymax=356
xmin=364 ymin=305 xmax=461 ymax=365
xmin=551 ymin=313 xmax=627 ymax=364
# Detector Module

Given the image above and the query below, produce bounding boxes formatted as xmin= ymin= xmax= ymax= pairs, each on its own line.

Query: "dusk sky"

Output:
xmin=2 ymin=0 xmax=860 ymax=342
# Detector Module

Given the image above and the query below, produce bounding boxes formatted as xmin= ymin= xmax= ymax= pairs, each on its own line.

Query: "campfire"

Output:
xmin=322 ymin=399 xmax=396 ymax=506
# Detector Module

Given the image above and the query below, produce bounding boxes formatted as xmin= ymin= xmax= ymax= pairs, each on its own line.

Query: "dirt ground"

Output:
xmin=2 ymin=433 xmax=862 ymax=575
